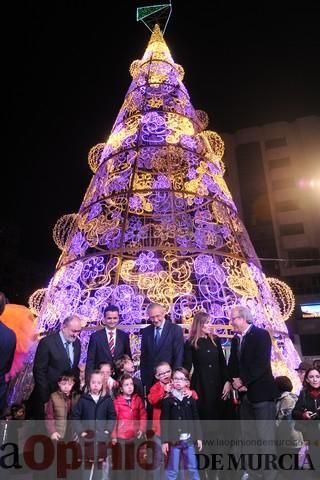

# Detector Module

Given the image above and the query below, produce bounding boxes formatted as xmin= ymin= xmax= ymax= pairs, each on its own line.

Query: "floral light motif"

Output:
xmin=82 ymin=257 xmax=105 ymax=281
xmin=135 ymin=251 xmax=160 ymax=272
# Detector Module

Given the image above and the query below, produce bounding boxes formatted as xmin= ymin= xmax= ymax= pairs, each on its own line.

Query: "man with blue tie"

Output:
xmin=140 ymin=303 xmax=184 ymax=395
xmin=31 ymin=315 xmax=82 ymax=419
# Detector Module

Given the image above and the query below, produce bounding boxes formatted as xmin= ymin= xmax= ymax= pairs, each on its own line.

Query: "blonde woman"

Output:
xmin=183 ymin=312 xmax=231 ymax=419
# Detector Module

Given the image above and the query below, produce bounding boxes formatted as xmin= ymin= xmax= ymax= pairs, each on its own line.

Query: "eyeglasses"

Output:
xmin=157 ymin=370 xmax=171 ymax=377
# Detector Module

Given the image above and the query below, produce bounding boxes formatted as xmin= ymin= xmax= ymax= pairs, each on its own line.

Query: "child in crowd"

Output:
xmin=274 ymin=375 xmax=303 ymax=475
xmin=98 ymin=362 xmax=118 ymax=398
xmin=148 ymin=362 xmax=198 ymax=480
xmin=148 ymin=362 xmax=198 ymax=438
xmin=112 ymin=373 xmax=148 ymax=480
xmin=161 ymin=368 xmax=202 ymax=480
xmin=72 ymin=370 xmax=116 ymax=480
xmin=9 ymin=402 xmax=26 ymax=421
xmin=115 ymin=354 xmax=144 ymax=399
xmin=45 ymin=372 xmax=80 ymax=441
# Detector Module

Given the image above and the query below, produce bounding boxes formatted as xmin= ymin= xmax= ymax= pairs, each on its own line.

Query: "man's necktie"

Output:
xmin=238 ymin=334 xmax=246 ymax=358
xmin=109 ymin=331 xmax=115 ymax=357
xmin=154 ymin=327 xmax=161 ymax=346
xmin=65 ymin=341 xmax=72 ymax=368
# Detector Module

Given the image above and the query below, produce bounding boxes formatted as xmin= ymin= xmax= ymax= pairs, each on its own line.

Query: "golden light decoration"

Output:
xmin=267 ymin=277 xmax=295 ymax=321
xmin=88 ymin=143 xmax=105 ymax=173
xmin=147 ymin=97 xmax=163 ymax=108
xmin=195 ymin=110 xmax=209 ymax=131
xmin=106 ymin=115 xmax=141 ymax=150
xmin=175 ymin=63 xmax=185 ymax=81
xmin=53 ymin=213 xmax=78 ymax=250
xmin=149 ymin=73 xmax=167 ymax=85
xmin=120 ymin=256 xmax=193 ymax=311
xmin=129 ymin=59 xmax=141 ymax=78
xmin=28 ymin=288 xmax=47 ymax=316
xmin=166 ymin=113 xmax=194 ymax=143
xmin=224 ymin=260 xmax=259 ymax=298
xmin=202 ymin=131 xmax=225 ymax=158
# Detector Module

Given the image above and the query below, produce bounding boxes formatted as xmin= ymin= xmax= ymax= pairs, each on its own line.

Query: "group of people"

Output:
xmin=1 ymin=297 xmax=320 ymax=480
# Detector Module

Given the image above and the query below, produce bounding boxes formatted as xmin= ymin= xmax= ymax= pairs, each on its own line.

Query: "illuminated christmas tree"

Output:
xmin=12 ymin=23 xmax=301 ymax=402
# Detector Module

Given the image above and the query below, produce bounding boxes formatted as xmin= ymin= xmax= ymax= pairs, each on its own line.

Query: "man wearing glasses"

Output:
xmin=228 ymin=306 xmax=278 ymax=479
xmin=30 ymin=315 xmax=82 ymax=419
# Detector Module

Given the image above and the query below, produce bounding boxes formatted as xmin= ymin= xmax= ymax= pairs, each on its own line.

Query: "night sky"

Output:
xmin=3 ymin=1 xmax=320 ymax=304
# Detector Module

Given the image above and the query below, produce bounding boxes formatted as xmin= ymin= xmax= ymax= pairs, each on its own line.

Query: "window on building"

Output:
xmin=279 ymin=223 xmax=304 ymax=235
xmin=286 ymin=274 xmax=320 ymax=295
xmin=300 ymin=335 xmax=320 ymax=356
xmin=268 ymin=157 xmax=291 ymax=170
xmin=275 ymin=200 xmax=299 ymax=212
xmin=265 ymin=137 xmax=287 ymax=149
xmin=271 ymin=177 xmax=295 ymax=190
xmin=288 ymin=247 xmax=320 ymax=267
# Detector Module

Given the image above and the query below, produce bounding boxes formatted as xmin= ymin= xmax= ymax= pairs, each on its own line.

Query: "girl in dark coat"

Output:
xmin=183 ymin=312 xmax=231 ymax=420
xmin=72 ymin=370 xmax=116 ymax=479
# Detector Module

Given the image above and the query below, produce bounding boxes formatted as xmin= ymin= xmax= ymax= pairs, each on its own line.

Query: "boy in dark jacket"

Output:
xmin=161 ymin=368 xmax=202 ymax=480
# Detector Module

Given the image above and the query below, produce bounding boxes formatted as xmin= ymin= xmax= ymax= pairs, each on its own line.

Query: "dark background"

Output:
xmin=2 ymin=1 xmax=320 ymax=304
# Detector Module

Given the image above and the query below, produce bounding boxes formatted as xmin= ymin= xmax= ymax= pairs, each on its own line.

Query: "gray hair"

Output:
xmin=62 ymin=315 xmax=81 ymax=327
xmin=147 ymin=303 xmax=164 ymax=312
xmin=232 ymin=306 xmax=254 ymax=324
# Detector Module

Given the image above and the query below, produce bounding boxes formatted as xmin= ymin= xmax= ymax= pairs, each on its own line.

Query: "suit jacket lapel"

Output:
xmin=114 ymin=329 xmax=121 ymax=357
xmin=55 ymin=333 xmax=69 ymax=366
xmin=240 ymin=325 xmax=253 ymax=358
xmin=74 ymin=338 xmax=81 ymax=365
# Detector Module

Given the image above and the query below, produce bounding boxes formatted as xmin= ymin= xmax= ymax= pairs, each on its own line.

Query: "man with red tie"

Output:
xmin=85 ymin=305 xmax=131 ymax=383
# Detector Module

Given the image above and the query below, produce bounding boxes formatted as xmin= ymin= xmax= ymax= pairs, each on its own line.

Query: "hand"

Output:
xmin=238 ymin=386 xmax=247 ymax=392
xmin=303 ymin=410 xmax=314 ymax=420
xmin=162 ymin=442 xmax=169 ymax=455
xmin=222 ymin=381 xmax=231 ymax=400
xmin=50 ymin=432 xmax=61 ymax=441
xmin=81 ymin=432 xmax=88 ymax=438
xmin=232 ymin=378 xmax=243 ymax=390
xmin=164 ymin=383 xmax=172 ymax=393
xmin=136 ymin=430 xmax=143 ymax=439
xmin=183 ymin=388 xmax=192 ymax=398
xmin=112 ymin=438 xmax=118 ymax=445
xmin=197 ymin=440 xmax=202 ymax=451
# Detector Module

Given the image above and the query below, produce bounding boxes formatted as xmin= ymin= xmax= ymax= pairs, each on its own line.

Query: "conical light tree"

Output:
xmin=23 ymin=25 xmax=301 ymax=398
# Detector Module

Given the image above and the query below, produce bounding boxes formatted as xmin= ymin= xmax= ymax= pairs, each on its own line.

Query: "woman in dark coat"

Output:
xmin=292 ymin=367 xmax=320 ymax=473
xmin=183 ymin=312 xmax=231 ymax=420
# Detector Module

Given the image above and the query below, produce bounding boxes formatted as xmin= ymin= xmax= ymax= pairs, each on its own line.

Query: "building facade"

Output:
xmin=223 ymin=115 xmax=320 ymax=358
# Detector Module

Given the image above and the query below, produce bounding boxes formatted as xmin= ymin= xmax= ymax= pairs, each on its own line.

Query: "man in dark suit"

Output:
xmin=85 ymin=305 xmax=131 ymax=382
xmin=31 ymin=315 xmax=82 ymax=419
xmin=228 ymin=305 xmax=278 ymax=479
xmin=0 ymin=292 xmax=17 ymax=417
xmin=140 ymin=303 xmax=184 ymax=395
